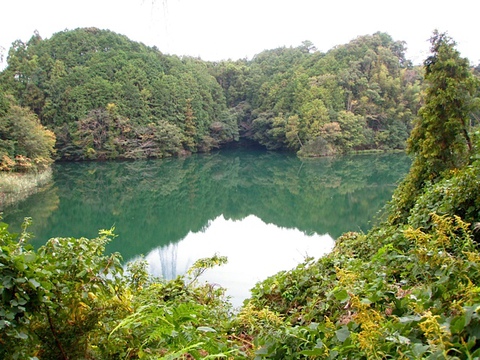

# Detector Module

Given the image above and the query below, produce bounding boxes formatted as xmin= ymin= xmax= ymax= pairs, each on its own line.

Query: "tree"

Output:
xmin=285 ymin=115 xmax=302 ymax=150
xmin=0 ymin=46 xmax=5 ymax=65
xmin=389 ymin=31 xmax=479 ymax=224
xmin=408 ymin=31 xmax=478 ymax=175
xmin=0 ymin=95 xmax=56 ymax=171
xmin=183 ymin=98 xmax=197 ymax=151
xmin=334 ymin=110 xmax=367 ymax=151
xmin=0 ymin=28 xmax=230 ymax=160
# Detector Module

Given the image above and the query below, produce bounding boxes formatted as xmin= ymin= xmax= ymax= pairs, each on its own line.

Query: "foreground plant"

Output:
xmin=0 ymin=219 xmax=245 ymax=359
xmin=245 ymin=214 xmax=480 ymax=359
xmin=0 ymin=219 xmax=128 ymax=359
xmin=243 ymin=30 xmax=480 ymax=359
xmin=108 ymin=254 xmax=247 ymax=359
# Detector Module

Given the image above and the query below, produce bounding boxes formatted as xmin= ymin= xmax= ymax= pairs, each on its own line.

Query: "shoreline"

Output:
xmin=0 ymin=168 xmax=53 ymax=210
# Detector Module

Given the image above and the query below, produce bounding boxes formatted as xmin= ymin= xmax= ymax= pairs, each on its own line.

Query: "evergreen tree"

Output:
xmin=409 ymin=31 xmax=478 ymax=174
xmin=389 ymin=31 xmax=479 ymax=224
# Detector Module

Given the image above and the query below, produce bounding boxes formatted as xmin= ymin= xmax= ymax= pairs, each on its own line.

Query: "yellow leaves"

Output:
xmin=332 ymin=263 xmax=388 ymax=355
xmin=88 ymin=292 xmax=97 ymax=301
xmin=465 ymin=251 xmax=480 ymax=263
xmin=404 ymin=213 xmax=474 ymax=267
xmin=1 ymin=104 xmax=56 ymax=172
xmin=0 ymin=154 xmax=15 ymax=171
xmin=403 ymin=226 xmax=428 ymax=247
xmin=106 ymin=102 xmax=117 ymax=114
xmin=335 ymin=266 xmax=357 ymax=288
xmin=13 ymin=155 xmax=34 ymax=172
xmin=323 ymin=316 xmax=336 ymax=340
xmin=350 ymin=295 xmax=384 ymax=358
xmin=78 ymin=301 xmax=90 ymax=310
xmin=70 ymin=301 xmax=92 ymax=323
xmin=236 ymin=302 xmax=285 ymax=333
xmin=419 ymin=311 xmax=452 ymax=350
xmin=455 ymin=278 xmax=480 ymax=306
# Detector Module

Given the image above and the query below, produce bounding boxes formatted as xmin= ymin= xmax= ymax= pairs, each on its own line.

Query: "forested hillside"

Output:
xmin=1 ymin=28 xmax=425 ymax=163
xmin=0 ymin=28 xmax=237 ymax=161
xmin=212 ymin=33 xmax=423 ymax=155
xmin=2 ymin=30 xmax=480 ymax=359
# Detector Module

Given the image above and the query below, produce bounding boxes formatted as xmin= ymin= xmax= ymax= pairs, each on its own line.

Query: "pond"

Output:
xmin=2 ymin=149 xmax=410 ymax=306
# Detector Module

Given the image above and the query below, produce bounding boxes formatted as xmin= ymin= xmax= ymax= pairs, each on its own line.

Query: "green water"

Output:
xmin=2 ymin=149 xmax=410 ymax=305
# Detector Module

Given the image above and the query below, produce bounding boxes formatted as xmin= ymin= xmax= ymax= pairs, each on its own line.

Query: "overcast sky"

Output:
xmin=1 ymin=0 xmax=479 ymax=67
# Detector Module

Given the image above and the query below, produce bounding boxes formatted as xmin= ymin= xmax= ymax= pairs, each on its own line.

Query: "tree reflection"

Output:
xmin=2 ymin=150 xmax=410 ymax=259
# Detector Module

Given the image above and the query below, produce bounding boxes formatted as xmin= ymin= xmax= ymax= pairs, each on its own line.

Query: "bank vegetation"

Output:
xmin=1 ymin=30 xmax=480 ymax=359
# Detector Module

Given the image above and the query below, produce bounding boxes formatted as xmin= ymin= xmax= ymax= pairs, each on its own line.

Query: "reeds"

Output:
xmin=0 ymin=168 xmax=53 ymax=208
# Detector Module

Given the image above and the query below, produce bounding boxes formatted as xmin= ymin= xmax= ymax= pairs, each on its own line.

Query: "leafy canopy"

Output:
xmin=390 ymin=30 xmax=480 ymax=224
xmin=0 ymin=93 xmax=55 ymax=172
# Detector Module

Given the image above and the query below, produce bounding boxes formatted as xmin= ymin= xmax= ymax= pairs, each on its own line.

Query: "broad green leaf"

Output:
xmin=450 ymin=315 xmax=466 ymax=334
xmin=197 ymin=326 xmax=216 ymax=333
xmin=412 ymin=343 xmax=429 ymax=357
xmin=315 ymin=338 xmax=324 ymax=348
xmin=301 ymin=348 xmax=324 ymax=356
xmin=333 ymin=289 xmax=349 ymax=302
xmin=76 ymin=270 xmax=87 ymax=278
xmin=16 ymin=332 xmax=28 ymax=339
xmin=398 ymin=315 xmax=421 ymax=323
xmin=28 ymin=278 xmax=40 ymax=288
xmin=336 ymin=326 xmax=350 ymax=342
xmin=23 ymin=253 xmax=36 ymax=263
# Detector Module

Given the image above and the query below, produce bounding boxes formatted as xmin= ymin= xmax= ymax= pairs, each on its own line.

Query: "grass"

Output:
xmin=0 ymin=168 xmax=53 ymax=208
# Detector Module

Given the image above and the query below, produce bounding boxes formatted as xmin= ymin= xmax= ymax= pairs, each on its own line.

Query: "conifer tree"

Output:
xmin=408 ymin=31 xmax=477 ymax=176
xmin=389 ymin=31 xmax=479 ymax=224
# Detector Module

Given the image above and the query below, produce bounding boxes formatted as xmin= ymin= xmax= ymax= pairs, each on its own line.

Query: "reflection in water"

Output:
xmin=2 ymin=149 xmax=410 ymax=303
xmin=139 ymin=215 xmax=334 ymax=307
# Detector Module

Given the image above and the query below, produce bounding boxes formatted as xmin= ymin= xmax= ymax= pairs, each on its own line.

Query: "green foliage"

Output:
xmin=0 ymin=29 xmax=426 ymax=159
xmin=0 ymin=221 xmax=127 ymax=359
xmin=0 ymin=94 xmax=56 ymax=172
xmin=247 ymin=214 xmax=480 ymax=359
xmin=0 ymin=217 xmax=41 ymax=359
xmin=109 ymin=256 xmax=239 ymax=359
xmin=0 ymin=28 xmax=236 ymax=160
xmin=213 ymin=32 xmax=423 ymax=156
xmin=186 ymin=253 xmax=228 ymax=284
xmin=408 ymin=159 xmax=480 ymax=236
xmin=389 ymin=31 xmax=480 ymax=225
xmin=0 ymin=218 xmax=243 ymax=359
xmin=409 ymin=32 xmax=478 ymax=168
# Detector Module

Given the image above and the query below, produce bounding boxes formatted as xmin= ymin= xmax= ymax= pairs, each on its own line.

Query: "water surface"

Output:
xmin=2 ymin=149 xmax=410 ymax=305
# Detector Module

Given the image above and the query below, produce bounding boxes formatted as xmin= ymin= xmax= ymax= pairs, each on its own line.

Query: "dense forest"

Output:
xmin=1 ymin=28 xmax=428 ymax=170
xmin=0 ymin=28 xmax=237 ymax=166
xmin=212 ymin=36 xmax=423 ymax=155
xmin=2 ymin=28 xmax=480 ymax=359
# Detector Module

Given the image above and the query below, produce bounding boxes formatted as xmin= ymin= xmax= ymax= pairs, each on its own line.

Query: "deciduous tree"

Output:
xmin=0 ymin=95 xmax=55 ymax=171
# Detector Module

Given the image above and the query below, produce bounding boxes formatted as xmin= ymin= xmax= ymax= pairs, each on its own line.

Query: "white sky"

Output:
xmin=142 ymin=215 xmax=334 ymax=307
xmin=0 ymin=0 xmax=479 ymax=67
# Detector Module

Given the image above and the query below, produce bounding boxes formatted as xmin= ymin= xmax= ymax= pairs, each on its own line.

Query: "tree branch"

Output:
xmin=46 ymin=306 xmax=69 ymax=360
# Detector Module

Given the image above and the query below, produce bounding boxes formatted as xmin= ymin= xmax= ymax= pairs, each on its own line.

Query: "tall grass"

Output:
xmin=0 ymin=168 xmax=53 ymax=208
